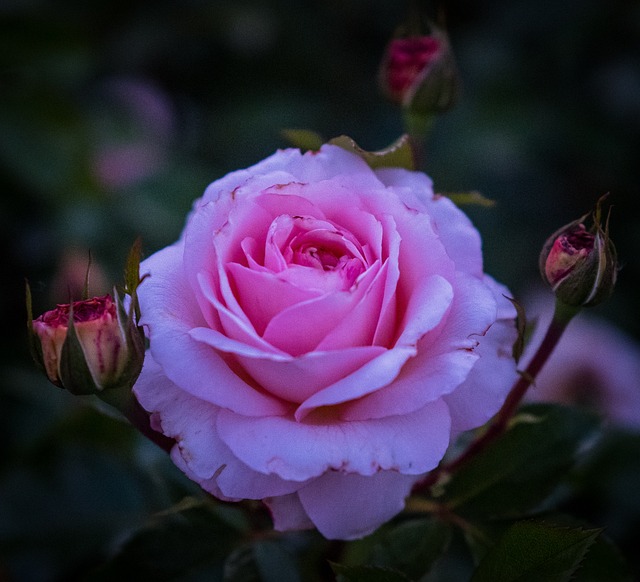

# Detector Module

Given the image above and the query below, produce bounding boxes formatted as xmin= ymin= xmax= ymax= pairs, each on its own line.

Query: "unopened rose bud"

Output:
xmin=29 ymin=293 xmax=144 ymax=395
xmin=379 ymin=28 xmax=459 ymax=117
xmin=539 ymin=199 xmax=617 ymax=308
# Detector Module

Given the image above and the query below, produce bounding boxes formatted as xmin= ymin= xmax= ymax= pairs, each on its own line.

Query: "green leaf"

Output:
xmin=369 ymin=518 xmax=452 ymax=579
xmin=573 ymin=531 xmax=634 ymax=582
xmin=441 ymin=191 xmax=495 ymax=207
xmin=92 ymin=497 xmax=247 ymax=581
xmin=280 ymin=128 xmax=325 ymax=151
xmin=438 ymin=404 xmax=600 ymax=518
xmin=471 ymin=520 xmax=600 ymax=582
xmin=330 ymin=562 xmax=412 ymax=582
xmin=328 ymin=134 xmax=415 ymax=171
xmin=224 ymin=541 xmax=301 ymax=582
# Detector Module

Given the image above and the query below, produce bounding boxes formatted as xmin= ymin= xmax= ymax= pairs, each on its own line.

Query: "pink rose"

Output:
xmin=133 ymin=145 xmax=518 ymax=540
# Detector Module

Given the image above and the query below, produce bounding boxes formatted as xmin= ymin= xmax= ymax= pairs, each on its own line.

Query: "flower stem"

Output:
xmin=415 ymin=299 xmax=579 ymax=492
xmin=403 ymin=110 xmax=434 ymax=170
xmin=97 ymin=384 xmax=174 ymax=452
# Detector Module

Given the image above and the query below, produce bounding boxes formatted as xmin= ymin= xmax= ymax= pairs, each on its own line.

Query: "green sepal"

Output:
xmin=124 ymin=237 xmax=145 ymax=321
xmin=25 ymin=279 xmax=47 ymax=377
xmin=82 ymin=250 xmax=92 ymax=300
xmin=101 ymin=287 xmax=144 ymax=392
xmin=471 ymin=520 xmax=600 ymax=582
xmin=442 ymin=191 xmax=495 ymax=207
xmin=503 ymin=295 xmax=527 ymax=364
xmin=58 ymin=301 xmax=100 ymax=395
xmin=328 ymin=134 xmax=415 ymax=171
xmin=281 ymin=128 xmax=325 ymax=151
xmin=406 ymin=42 xmax=459 ymax=116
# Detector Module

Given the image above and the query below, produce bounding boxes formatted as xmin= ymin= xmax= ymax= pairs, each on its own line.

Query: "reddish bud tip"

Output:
xmin=540 ymin=198 xmax=617 ymax=308
xmin=31 ymin=294 xmax=143 ymax=394
xmin=379 ymin=27 xmax=459 ymax=117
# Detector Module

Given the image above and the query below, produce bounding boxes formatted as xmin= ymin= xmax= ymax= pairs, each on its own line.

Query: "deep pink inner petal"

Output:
xmin=261 ymin=214 xmax=368 ymax=291
xmin=226 ymin=263 xmax=323 ymax=335
xmin=215 ymin=204 xmax=389 ymax=357
xmin=261 ymin=262 xmax=381 ymax=356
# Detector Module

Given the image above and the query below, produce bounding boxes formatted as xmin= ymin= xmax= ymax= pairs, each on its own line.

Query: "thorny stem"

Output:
xmin=414 ymin=300 xmax=579 ymax=493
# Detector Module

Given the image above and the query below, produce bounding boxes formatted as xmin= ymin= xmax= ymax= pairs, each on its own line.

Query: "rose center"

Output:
xmin=262 ymin=214 xmax=368 ymax=291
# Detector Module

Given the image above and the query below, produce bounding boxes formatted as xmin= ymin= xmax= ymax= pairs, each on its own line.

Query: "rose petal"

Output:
xmin=190 ymin=325 xmax=384 ymax=402
xmin=443 ymin=277 xmax=518 ymax=433
xmin=375 ymin=167 xmax=483 ymax=276
xmin=236 ymin=346 xmax=386 ymax=403
xmin=315 ymin=261 xmax=389 ymax=350
xmin=134 ymin=356 xmax=303 ymax=499
xmin=182 ymin=198 xmax=268 ymax=330
xmin=251 ymin=145 xmax=380 ymax=185
xmin=138 ymin=245 xmax=288 ymax=416
xmin=294 ymin=274 xmax=453 ymax=420
xmin=168 ymin=447 xmax=231 ymax=501
xmin=339 ymin=272 xmax=498 ymax=421
xmin=216 ymin=399 xmax=451 ymax=482
xmin=298 ymin=471 xmax=418 ymax=540
xmin=264 ymin=494 xmax=315 ymax=532
xmin=372 ymin=215 xmax=401 ymax=347
xmin=261 ymin=261 xmax=381 ymax=355
xmin=226 ymin=263 xmax=322 ymax=334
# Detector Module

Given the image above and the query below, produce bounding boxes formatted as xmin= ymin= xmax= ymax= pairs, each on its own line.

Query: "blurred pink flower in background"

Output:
xmin=49 ymin=247 xmax=108 ymax=304
xmin=92 ymin=77 xmax=175 ymax=191
xmin=523 ymin=291 xmax=640 ymax=430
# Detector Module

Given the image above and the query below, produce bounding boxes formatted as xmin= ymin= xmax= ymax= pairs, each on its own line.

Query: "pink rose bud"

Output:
xmin=30 ymin=294 xmax=143 ymax=394
xmin=539 ymin=199 xmax=617 ymax=308
xmin=379 ymin=28 xmax=459 ymax=115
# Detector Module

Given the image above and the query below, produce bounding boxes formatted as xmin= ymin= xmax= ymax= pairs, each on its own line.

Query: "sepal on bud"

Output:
xmin=27 ymin=240 xmax=147 ymax=395
xmin=539 ymin=196 xmax=617 ymax=308
xmin=378 ymin=22 xmax=459 ymax=132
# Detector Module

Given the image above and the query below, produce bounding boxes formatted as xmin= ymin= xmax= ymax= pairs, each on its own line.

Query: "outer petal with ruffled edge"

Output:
xmin=133 ymin=355 xmax=307 ymax=500
xmin=138 ymin=243 xmax=289 ymax=416
xmin=298 ymin=470 xmax=419 ymax=540
xmin=216 ymin=399 xmax=451 ymax=482
xmin=443 ymin=276 xmax=519 ymax=433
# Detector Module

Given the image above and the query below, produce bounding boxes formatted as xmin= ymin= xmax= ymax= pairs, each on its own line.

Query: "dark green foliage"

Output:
xmin=437 ymin=404 xmax=601 ymax=518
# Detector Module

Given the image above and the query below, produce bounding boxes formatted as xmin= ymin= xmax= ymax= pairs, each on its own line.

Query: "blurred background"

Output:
xmin=1 ymin=0 xmax=639 ymax=580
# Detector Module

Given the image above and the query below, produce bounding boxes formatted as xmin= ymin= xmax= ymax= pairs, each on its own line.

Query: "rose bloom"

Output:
xmin=133 ymin=145 xmax=518 ymax=540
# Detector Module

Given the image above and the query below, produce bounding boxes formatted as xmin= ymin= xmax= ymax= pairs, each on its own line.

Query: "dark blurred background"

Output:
xmin=1 ymin=0 xmax=639 ymax=580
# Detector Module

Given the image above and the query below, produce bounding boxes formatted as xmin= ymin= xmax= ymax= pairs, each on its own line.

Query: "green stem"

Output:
xmin=415 ymin=300 xmax=579 ymax=492
xmin=98 ymin=385 xmax=174 ymax=452
xmin=403 ymin=110 xmax=434 ymax=170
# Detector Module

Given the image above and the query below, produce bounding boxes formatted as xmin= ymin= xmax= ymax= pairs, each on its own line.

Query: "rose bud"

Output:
xmin=539 ymin=198 xmax=617 ymax=308
xmin=29 ymin=293 xmax=144 ymax=395
xmin=378 ymin=27 xmax=459 ymax=117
